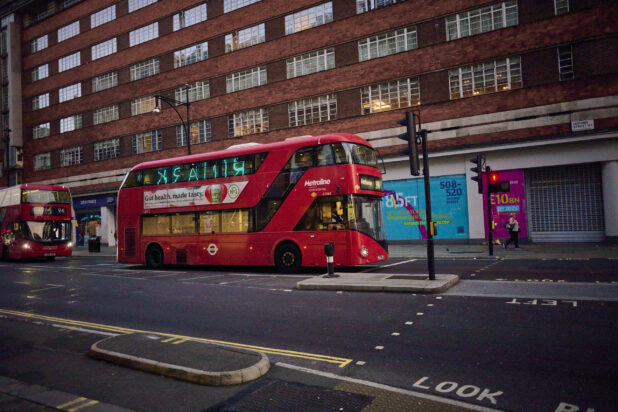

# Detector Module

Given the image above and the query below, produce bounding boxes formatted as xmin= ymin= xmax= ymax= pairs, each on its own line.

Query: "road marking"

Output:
xmin=360 ymin=258 xmax=417 ymax=273
xmin=375 ymin=346 xmax=384 ymax=350
xmin=30 ymin=284 xmax=65 ymax=293
xmin=180 ymin=274 xmax=227 ymax=281
xmin=57 ymin=397 xmax=99 ymax=411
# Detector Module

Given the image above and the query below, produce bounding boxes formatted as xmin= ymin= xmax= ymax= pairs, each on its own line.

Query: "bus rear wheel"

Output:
xmin=275 ymin=243 xmax=301 ymax=273
xmin=146 ymin=244 xmax=164 ymax=269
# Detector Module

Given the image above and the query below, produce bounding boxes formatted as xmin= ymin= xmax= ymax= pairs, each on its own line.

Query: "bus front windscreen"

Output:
xmin=21 ymin=221 xmax=72 ymax=242
xmin=21 ymin=189 xmax=71 ymax=204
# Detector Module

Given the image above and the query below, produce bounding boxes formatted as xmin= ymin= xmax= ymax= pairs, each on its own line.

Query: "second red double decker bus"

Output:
xmin=117 ymin=133 xmax=388 ymax=272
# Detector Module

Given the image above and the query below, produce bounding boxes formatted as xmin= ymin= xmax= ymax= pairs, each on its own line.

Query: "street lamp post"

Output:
xmin=153 ymin=84 xmax=191 ymax=155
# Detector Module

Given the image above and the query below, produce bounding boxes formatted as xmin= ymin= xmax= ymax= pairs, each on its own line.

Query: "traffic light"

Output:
xmin=470 ymin=153 xmax=484 ymax=194
xmin=397 ymin=111 xmax=420 ymax=176
xmin=487 ymin=171 xmax=510 ymax=193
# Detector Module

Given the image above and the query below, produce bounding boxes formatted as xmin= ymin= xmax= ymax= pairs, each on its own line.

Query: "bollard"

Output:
xmin=323 ymin=242 xmax=338 ymax=278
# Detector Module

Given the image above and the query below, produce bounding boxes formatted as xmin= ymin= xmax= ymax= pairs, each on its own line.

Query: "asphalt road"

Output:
xmin=0 ymin=256 xmax=616 ymax=411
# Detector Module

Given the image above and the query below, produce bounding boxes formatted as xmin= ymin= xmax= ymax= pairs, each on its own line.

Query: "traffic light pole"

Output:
xmin=421 ymin=130 xmax=436 ymax=280
xmin=486 ymin=166 xmax=494 ymax=256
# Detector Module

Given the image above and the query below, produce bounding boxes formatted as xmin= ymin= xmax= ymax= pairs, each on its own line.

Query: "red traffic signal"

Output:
xmin=488 ymin=172 xmax=510 ymax=193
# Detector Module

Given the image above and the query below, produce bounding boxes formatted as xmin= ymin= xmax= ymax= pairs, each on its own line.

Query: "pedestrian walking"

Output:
xmin=503 ymin=213 xmax=520 ymax=249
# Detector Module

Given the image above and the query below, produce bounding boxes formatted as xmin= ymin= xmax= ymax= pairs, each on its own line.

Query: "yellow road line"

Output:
xmin=69 ymin=400 xmax=99 ymax=412
xmin=0 ymin=308 xmax=352 ymax=367
xmin=57 ymin=397 xmax=87 ymax=409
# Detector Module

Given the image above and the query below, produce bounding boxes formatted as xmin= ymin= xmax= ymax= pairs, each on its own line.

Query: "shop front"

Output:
xmin=73 ymin=194 xmax=117 ymax=247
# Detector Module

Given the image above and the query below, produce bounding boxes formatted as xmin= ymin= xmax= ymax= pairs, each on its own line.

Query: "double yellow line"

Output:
xmin=0 ymin=309 xmax=352 ymax=368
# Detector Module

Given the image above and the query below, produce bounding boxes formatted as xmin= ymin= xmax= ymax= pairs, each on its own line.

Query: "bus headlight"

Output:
xmin=67 ymin=242 xmax=73 ymax=248
xmin=360 ymin=247 xmax=369 ymax=258
xmin=23 ymin=243 xmax=31 ymax=250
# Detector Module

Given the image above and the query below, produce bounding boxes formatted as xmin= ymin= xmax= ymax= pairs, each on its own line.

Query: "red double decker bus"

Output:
xmin=0 ymin=184 xmax=73 ymax=260
xmin=117 ymin=133 xmax=388 ymax=272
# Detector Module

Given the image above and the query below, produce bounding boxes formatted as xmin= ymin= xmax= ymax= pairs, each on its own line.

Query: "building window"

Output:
xmin=131 ymin=95 xmax=156 ymax=116
xmin=356 ymin=0 xmax=402 ymax=14
xmin=358 ymin=26 xmax=416 ymax=62
xmin=174 ymin=3 xmax=207 ymax=31
xmin=128 ymin=0 xmax=157 ymax=13
xmin=225 ymin=23 xmax=265 ymax=53
xmin=555 ymin=0 xmax=569 ymax=15
xmin=58 ymin=21 xmax=80 ymax=42
xmin=362 ymin=77 xmax=420 ymax=114
xmin=175 ymin=80 xmax=210 ymax=104
xmin=93 ymin=104 xmax=119 ymax=125
xmin=176 ymin=119 xmax=211 ymax=147
xmin=92 ymin=72 xmax=118 ymax=92
xmin=228 ymin=108 xmax=268 ymax=137
xmin=58 ymin=51 xmax=80 ymax=72
xmin=133 ymin=130 xmax=162 ymax=154
xmin=60 ymin=146 xmax=83 ymax=166
xmin=31 ymin=34 xmax=48 ymax=53
xmin=32 ymin=93 xmax=50 ymax=110
xmin=558 ymin=45 xmax=574 ymax=81
xmin=174 ymin=41 xmax=208 ymax=68
xmin=91 ymin=5 xmax=116 ymax=28
xmin=286 ymin=48 xmax=335 ymax=79
xmin=91 ymin=38 xmax=117 ymax=60
xmin=62 ymin=0 xmax=81 ymax=8
xmin=94 ymin=138 xmax=120 ymax=161
xmin=226 ymin=66 xmax=266 ymax=93
xmin=223 ymin=0 xmax=260 ymax=13
xmin=449 ymin=56 xmax=522 ymax=99
xmin=285 ymin=2 xmax=333 ymax=35
xmin=32 ymin=64 xmax=49 ymax=81
xmin=446 ymin=1 xmax=518 ymax=41
xmin=60 ymin=114 xmax=82 ymax=133
xmin=289 ymin=94 xmax=337 ymax=127
xmin=129 ymin=22 xmax=158 ymax=47
xmin=33 ymin=122 xmax=50 ymax=139
xmin=130 ymin=57 xmax=159 ymax=81
xmin=34 ymin=153 xmax=51 ymax=171
xmin=58 ymin=83 xmax=82 ymax=103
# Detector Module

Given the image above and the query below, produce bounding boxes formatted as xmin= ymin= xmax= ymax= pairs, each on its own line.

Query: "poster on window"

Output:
xmin=144 ymin=182 xmax=248 ymax=209
xmin=483 ymin=169 xmax=527 ymax=238
xmin=382 ymin=175 xmax=469 ymax=240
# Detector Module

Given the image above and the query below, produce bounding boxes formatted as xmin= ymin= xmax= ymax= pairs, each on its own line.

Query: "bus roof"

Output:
xmin=129 ymin=133 xmax=373 ymax=171
xmin=0 ymin=184 xmax=69 ymax=193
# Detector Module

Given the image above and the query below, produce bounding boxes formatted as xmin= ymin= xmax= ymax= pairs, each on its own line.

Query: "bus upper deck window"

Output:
xmin=285 ymin=147 xmax=314 ymax=170
xmin=316 ymin=145 xmax=334 ymax=166
xmin=331 ymin=143 xmax=349 ymax=164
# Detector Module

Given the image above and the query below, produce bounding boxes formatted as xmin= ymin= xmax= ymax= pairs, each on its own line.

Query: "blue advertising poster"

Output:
xmin=382 ymin=175 xmax=469 ymax=240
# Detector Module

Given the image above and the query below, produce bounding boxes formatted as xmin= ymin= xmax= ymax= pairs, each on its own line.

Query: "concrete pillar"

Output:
xmin=602 ymin=161 xmax=618 ymax=242
xmin=466 ymin=156 xmax=485 ymax=240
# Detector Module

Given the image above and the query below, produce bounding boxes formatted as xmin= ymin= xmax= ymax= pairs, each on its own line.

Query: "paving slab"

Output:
xmin=296 ymin=273 xmax=459 ymax=293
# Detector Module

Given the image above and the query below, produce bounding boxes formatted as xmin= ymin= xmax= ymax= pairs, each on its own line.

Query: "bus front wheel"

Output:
xmin=146 ymin=244 xmax=164 ymax=269
xmin=275 ymin=243 xmax=302 ymax=273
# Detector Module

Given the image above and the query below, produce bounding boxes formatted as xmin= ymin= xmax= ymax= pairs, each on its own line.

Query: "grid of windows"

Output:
xmin=449 ymin=57 xmax=522 ymax=99
xmin=60 ymin=114 xmax=82 ymax=133
xmin=92 ymin=72 xmax=118 ymax=92
xmin=31 ymin=35 xmax=48 ymax=53
xmin=34 ymin=153 xmax=51 ymax=171
xmin=285 ymin=2 xmax=333 ymax=35
xmin=32 ymin=64 xmax=49 ymax=81
xmin=131 ymin=95 xmax=156 ymax=116
xmin=60 ymin=146 xmax=83 ymax=166
xmin=175 ymin=81 xmax=210 ymax=104
xmin=226 ymin=66 xmax=266 ymax=93
xmin=358 ymin=26 xmax=417 ymax=62
xmin=129 ymin=22 xmax=158 ymax=47
xmin=228 ymin=108 xmax=269 ymax=137
xmin=133 ymin=130 xmax=162 ymax=154
xmin=289 ymin=94 xmax=337 ymax=127
xmin=446 ymin=1 xmax=518 ymax=41
xmin=286 ymin=48 xmax=335 ymax=79
xmin=91 ymin=38 xmax=117 ymax=60
xmin=33 ymin=122 xmax=50 ymax=139
xmin=558 ymin=45 xmax=574 ymax=81
xmin=223 ymin=0 xmax=260 ymax=13
xmin=32 ymin=93 xmax=49 ymax=110
xmin=58 ymin=51 xmax=80 ymax=72
xmin=91 ymin=5 xmax=116 ymax=28
xmin=130 ymin=58 xmax=160 ymax=81
xmin=94 ymin=138 xmax=120 ymax=161
xmin=225 ymin=23 xmax=265 ymax=53
xmin=58 ymin=83 xmax=82 ymax=103
xmin=174 ymin=42 xmax=208 ymax=68
xmin=357 ymin=0 xmax=401 ymax=14
xmin=555 ymin=0 xmax=569 ymax=15
xmin=173 ymin=3 xmax=207 ymax=31
xmin=176 ymin=119 xmax=212 ymax=147
xmin=58 ymin=21 xmax=80 ymax=42
xmin=362 ymin=77 xmax=420 ymax=114
xmin=93 ymin=105 xmax=119 ymax=125
xmin=128 ymin=0 xmax=157 ymax=13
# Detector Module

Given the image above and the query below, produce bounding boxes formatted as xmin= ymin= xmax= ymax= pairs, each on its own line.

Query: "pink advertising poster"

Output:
xmin=483 ymin=169 xmax=527 ymax=239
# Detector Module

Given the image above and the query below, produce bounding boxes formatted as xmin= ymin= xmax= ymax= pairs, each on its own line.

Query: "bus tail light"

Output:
xmin=360 ymin=247 xmax=369 ymax=258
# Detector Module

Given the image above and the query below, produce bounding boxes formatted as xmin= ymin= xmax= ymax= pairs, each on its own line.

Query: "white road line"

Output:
xmin=180 ymin=274 xmax=227 ymax=281
xmin=360 ymin=258 xmax=417 ymax=273
xmin=149 ymin=272 xmax=188 ymax=278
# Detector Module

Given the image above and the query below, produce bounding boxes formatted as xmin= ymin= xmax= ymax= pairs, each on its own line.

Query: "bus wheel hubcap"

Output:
xmin=282 ymin=252 xmax=294 ymax=266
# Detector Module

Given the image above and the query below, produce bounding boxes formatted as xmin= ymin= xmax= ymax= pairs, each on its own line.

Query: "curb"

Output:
xmin=296 ymin=274 xmax=459 ymax=293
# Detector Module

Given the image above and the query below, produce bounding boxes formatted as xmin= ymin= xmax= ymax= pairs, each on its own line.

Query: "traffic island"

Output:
xmin=89 ymin=333 xmax=270 ymax=386
xmin=296 ymin=273 xmax=459 ymax=293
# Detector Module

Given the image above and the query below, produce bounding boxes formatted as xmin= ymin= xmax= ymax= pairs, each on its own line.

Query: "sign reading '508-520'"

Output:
xmin=144 ymin=182 xmax=248 ymax=209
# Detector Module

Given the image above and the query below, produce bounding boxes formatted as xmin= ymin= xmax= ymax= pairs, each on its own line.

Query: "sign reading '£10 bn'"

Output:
xmin=144 ymin=182 xmax=248 ymax=209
